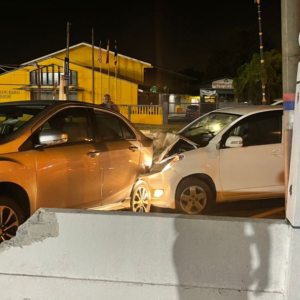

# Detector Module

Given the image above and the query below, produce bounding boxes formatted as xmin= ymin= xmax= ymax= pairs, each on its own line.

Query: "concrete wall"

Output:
xmin=0 ymin=208 xmax=290 ymax=300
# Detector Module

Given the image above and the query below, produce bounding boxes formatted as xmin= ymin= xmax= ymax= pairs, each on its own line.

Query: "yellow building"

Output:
xmin=0 ymin=42 xmax=153 ymax=105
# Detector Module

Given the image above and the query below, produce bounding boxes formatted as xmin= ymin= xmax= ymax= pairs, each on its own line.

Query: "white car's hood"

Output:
xmin=156 ymin=134 xmax=199 ymax=163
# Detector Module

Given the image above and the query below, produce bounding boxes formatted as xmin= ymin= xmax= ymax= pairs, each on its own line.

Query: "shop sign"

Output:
xmin=0 ymin=90 xmax=21 ymax=99
xmin=212 ymin=78 xmax=233 ymax=89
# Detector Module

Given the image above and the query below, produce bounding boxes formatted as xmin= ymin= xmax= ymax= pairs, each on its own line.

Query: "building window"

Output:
xmin=29 ymin=64 xmax=78 ymax=86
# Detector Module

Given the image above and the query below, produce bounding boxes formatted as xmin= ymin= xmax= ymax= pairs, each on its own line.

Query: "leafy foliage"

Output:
xmin=233 ymin=50 xmax=282 ymax=104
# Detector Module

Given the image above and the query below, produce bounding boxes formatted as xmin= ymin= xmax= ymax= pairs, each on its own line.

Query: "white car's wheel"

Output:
xmin=176 ymin=178 xmax=213 ymax=215
xmin=131 ymin=182 xmax=151 ymax=213
xmin=0 ymin=196 xmax=25 ymax=243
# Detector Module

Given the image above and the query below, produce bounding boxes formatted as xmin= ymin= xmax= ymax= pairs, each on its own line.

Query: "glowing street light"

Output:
xmin=254 ymin=0 xmax=267 ymax=104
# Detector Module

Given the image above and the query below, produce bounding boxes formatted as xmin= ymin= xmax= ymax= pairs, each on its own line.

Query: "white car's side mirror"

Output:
xmin=225 ymin=136 xmax=243 ymax=148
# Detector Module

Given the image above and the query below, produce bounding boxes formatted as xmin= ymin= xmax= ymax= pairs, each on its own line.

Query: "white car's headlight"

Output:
xmin=162 ymin=154 xmax=185 ymax=172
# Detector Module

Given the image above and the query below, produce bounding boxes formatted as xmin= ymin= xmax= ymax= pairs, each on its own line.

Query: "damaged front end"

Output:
xmin=150 ymin=135 xmax=200 ymax=173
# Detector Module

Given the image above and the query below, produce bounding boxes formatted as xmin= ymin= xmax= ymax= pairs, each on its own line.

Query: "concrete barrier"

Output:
xmin=0 ymin=208 xmax=291 ymax=300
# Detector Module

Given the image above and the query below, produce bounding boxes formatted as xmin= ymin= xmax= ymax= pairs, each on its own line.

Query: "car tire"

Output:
xmin=130 ymin=181 xmax=151 ymax=213
xmin=175 ymin=178 xmax=213 ymax=215
xmin=0 ymin=196 xmax=25 ymax=243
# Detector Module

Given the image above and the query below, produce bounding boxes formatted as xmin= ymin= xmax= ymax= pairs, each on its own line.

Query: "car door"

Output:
xmin=93 ymin=110 xmax=141 ymax=206
xmin=34 ymin=107 xmax=102 ymax=210
xmin=219 ymin=111 xmax=284 ymax=199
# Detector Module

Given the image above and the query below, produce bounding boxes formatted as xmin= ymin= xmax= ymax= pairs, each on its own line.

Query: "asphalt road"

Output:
xmin=150 ymin=197 xmax=285 ymax=219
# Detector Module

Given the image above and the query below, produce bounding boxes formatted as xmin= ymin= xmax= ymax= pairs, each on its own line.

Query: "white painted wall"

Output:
xmin=0 ymin=208 xmax=291 ymax=300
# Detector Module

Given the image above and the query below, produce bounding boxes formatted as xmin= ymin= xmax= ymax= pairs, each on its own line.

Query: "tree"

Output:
xmin=233 ymin=50 xmax=282 ymax=104
xmin=204 ymin=27 xmax=278 ymax=81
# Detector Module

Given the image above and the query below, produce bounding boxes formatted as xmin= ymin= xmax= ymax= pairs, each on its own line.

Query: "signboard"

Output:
xmin=200 ymin=89 xmax=217 ymax=97
xmin=212 ymin=78 xmax=233 ymax=89
xmin=64 ymin=57 xmax=70 ymax=81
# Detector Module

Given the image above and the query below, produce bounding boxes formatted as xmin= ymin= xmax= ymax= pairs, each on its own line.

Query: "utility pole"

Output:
xmin=92 ymin=27 xmax=95 ymax=103
xmin=282 ymin=0 xmax=300 ymax=204
xmin=35 ymin=63 xmax=41 ymax=100
xmin=254 ymin=0 xmax=267 ymax=104
xmin=65 ymin=21 xmax=70 ymax=100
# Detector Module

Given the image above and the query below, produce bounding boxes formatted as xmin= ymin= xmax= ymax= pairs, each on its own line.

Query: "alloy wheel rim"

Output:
xmin=0 ymin=205 xmax=19 ymax=242
xmin=133 ymin=187 xmax=150 ymax=212
xmin=180 ymin=186 xmax=207 ymax=214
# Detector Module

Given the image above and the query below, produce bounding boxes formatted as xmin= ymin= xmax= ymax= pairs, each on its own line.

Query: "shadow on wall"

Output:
xmin=173 ymin=216 xmax=270 ymax=299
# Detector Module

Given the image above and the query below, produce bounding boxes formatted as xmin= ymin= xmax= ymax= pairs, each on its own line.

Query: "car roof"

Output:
xmin=0 ymin=100 xmax=114 ymax=111
xmin=214 ymin=105 xmax=283 ymax=116
xmin=0 ymin=100 xmax=151 ymax=140
xmin=0 ymin=100 xmax=91 ymax=107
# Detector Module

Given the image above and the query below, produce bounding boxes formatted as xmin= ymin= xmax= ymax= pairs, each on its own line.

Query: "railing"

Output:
xmin=119 ymin=105 xmax=163 ymax=125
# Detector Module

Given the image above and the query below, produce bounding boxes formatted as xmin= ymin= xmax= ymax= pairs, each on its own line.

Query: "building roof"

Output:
xmin=21 ymin=42 xmax=152 ymax=67
xmin=150 ymin=64 xmax=197 ymax=80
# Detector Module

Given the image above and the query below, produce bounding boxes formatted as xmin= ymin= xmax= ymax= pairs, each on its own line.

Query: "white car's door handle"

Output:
xmin=272 ymin=149 xmax=283 ymax=156
xmin=87 ymin=150 xmax=100 ymax=158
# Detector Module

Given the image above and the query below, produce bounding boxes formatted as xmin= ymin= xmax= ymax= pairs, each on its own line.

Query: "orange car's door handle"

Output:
xmin=129 ymin=146 xmax=139 ymax=152
xmin=87 ymin=150 xmax=101 ymax=158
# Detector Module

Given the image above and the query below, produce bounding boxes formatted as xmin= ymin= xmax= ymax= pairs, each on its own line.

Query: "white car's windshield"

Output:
xmin=0 ymin=105 xmax=47 ymax=137
xmin=179 ymin=112 xmax=240 ymax=145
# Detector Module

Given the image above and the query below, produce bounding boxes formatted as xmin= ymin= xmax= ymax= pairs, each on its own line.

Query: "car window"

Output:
xmin=222 ymin=111 xmax=282 ymax=147
xmin=43 ymin=107 xmax=93 ymax=144
xmin=94 ymin=110 xmax=136 ymax=141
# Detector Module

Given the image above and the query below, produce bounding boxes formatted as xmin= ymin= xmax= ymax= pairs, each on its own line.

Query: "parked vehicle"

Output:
xmin=185 ymin=105 xmax=200 ymax=119
xmin=132 ymin=105 xmax=284 ymax=214
xmin=0 ymin=100 xmax=153 ymax=242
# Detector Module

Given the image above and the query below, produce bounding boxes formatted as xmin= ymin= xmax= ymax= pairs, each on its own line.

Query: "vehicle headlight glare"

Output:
xmin=154 ymin=190 xmax=164 ymax=198
xmin=162 ymin=154 xmax=185 ymax=171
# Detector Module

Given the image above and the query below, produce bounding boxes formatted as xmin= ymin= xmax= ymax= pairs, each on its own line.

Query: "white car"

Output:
xmin=131 ymin=105 xmax=284 ymax=214
xmin=271 ymin=99 xmax=283 ymax=105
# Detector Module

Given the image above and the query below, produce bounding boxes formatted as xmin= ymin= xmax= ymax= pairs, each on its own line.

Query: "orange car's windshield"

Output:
xmin=0 ymin=105 xmax=46 ymax=136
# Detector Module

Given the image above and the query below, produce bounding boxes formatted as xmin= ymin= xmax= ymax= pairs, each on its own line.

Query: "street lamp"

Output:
xmin=254 ymin=0 xmax=267 ymax=105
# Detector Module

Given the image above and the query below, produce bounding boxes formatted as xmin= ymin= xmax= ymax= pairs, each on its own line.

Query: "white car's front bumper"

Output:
xmin=138 ymin=167 xmax=183 ymax=209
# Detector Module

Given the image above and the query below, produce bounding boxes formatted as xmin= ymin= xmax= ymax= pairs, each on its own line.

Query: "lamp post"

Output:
xmin=65 ymin=21 xmax=70 ymax=100
xmin=35 ymin=62 xmax=41 ymax=100
xmin=254 ymin=0 xmax=267 ymax=104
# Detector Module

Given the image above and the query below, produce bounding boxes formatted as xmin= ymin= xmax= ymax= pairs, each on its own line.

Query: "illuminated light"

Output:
xmin=212 ymin=124 xmax=220 ymax=132
xmin=154 ymin=190 xmax=164 ymax=198
xmin=169 ymin=94 xmax=175 ymax=103
xmin=162 ymin=154 xmax=185 ymax=171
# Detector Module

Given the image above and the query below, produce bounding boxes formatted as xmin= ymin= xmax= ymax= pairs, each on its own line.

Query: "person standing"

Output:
xmin=100 ymin=94 xmax=120 ymax=112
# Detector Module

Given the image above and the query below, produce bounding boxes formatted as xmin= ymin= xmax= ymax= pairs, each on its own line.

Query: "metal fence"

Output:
xmin=119 ymin=105 xmax=163 ymax=125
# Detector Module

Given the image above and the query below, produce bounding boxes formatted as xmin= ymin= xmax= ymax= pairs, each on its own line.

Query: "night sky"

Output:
xmin=0 ymin=0 xmax=281 ymax=74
